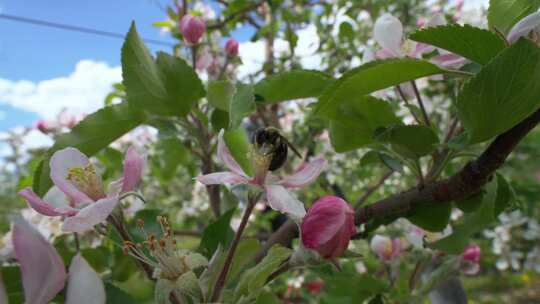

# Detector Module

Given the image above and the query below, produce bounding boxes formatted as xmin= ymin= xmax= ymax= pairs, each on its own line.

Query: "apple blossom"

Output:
xmin=224 ymin=38 xmax=239 ymax=57
xmin=507 ymin=11 xmax=540 ymax=44
xmin=36 ymin=119 xmax=55 ymax=134
xmin=370 ymin=235 xmax=403 ymax=263
xmin=461 ymin=244 xmax=481 ymax=275
xmin=197 ymin=129 xmax=326 ymax=221
xmin=179 ymin=15 xmax=206 ymax=45
xmin=19 ymin=146 xmax=146 ymax=233
xmin=373 ymin=13 xmax=467 ymax=69
xmin=300 ymin=196 xmax=356 ymax=259
xmin=11 ymin=217 xmax=105 ymax=304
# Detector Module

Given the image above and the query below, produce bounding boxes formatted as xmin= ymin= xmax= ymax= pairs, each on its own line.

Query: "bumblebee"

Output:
xmin=252 ymin=127 xmax=302 ymax=171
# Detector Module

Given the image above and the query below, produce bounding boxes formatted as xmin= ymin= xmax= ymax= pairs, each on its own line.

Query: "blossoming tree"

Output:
xmin=2 ymin=0 xmax=540 ymax=303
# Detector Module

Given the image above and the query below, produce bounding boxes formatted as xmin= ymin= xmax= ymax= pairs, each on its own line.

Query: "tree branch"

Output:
xmin=256 ymin=108 xmax=540 ymax=260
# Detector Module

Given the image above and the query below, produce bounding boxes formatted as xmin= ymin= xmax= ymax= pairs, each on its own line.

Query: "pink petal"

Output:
xmin=196 ymin=172 xmax=249 ymax=185
xmin=507 ymin=11 xmax=540 ymax=43
xmin=280 ymin=157 xmax=326 ymax=188
xmin=432 ymin=52 xmax=468 ymax=69
xmin=301 ymin=197 xmax=347 ymax=248
xmin=12 ymin=217 xmax=66 ymax=304
xmin=373 ymin=14 xmax=404 ymax=57
xmin=66 ymin=254 xmax=106 ymax=304
xmin=120 ymin=146 xmax=146 ymax=193
xmin=62 ymin=196 xmax=119 ymax=233
xmin=265 ymin=185 xmax=306 ymax=221
xmin=18 ymin=187 xmax=77 ymax=217
xmin=424 ymin=14 xmax=446 ymax=27
xmin=50 ymin=147 xmax=93 ymax=205
xmin=217 ymin=130 xmax=247 ymax=176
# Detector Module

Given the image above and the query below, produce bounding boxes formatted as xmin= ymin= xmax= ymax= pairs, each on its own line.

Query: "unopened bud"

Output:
xmin=224 ymin=38 xmax=239 ymax=57
xmin=179 ymin=15 xmax=206 ymax=45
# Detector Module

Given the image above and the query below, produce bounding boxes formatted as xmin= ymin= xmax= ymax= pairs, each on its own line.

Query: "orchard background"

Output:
xmin=1 ymin=0 xmax=540 ymax=303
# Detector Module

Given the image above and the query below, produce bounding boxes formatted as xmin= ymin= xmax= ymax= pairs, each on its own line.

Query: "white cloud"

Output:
xmin=238 ymin=24 xmax=321 ymax=79
xmin=0 ymin=60 xmax=121 ymax=120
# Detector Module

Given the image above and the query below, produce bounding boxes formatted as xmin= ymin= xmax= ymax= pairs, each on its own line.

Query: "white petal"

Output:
xmin=265 ymin=185 xmax=306 ymax=221
xmin=49 ymin=147 xmax=93 ymax=205
xmin=62 ymin=196 xmax=119 ymax=233
xmin=43 ymin=186 xmax=72 ymax=210
xmin=196 ymin=172 xmax=249 ymax=185
xmin=425 ymin=14 xmax=447 ymax=27
xmin=508 ymin=11 xmax=540 ymax=43
xmin=280 ymin=157 xmax=326 ymax=188
xmin=374 ymin=14 xmax=404 ymax=57
xmin=66 ymin=254 xmax=106 ymax=304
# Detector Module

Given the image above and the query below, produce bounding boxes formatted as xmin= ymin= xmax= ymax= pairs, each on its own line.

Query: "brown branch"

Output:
xmin=255 ymin=108 xmax=540 ymax=260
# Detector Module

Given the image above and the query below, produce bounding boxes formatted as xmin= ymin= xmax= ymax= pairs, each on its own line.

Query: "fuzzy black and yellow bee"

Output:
xmin=251 ymin=127 xmax=302 ymax=171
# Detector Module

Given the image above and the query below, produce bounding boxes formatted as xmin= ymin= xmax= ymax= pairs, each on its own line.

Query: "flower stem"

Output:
xmin=410 ymin=80 xmax=431 ymax=127
xmin=210 ymin=193 xmax=259 ymax=302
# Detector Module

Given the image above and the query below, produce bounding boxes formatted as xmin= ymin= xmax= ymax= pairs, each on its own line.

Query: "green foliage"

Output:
xmin=198 ymin=208 xmax=236 ymax=258
xmin=223 ymin=128 xmax=253 ymax=176
xmin=1 ymin=266 xmax=23 ymax=304
xmin=234 ymin=245 xmax=292 ymax=301
xmin=121 ymin=23 xmax=204 ymax=117
xmin=314 ymin=59 xmax=446 ymax=118
xmin=432 ymin=175 xmax=513 ymax=253
xmin=229 ymin=83 xmax=255 ymax=129
xmin=33 ymin=102 xmax=145 ymax=196
xmin=228 ymin=239 xmax=262 ymax=281
xmin=254 ymin=70 xmax=334 ymax=103
xmin=457 ymin=39 xmax=540 ymax=143
xmin=208 ymin=80 xmax=236 ymax=111
xmin=455 ymin=192 xmax=484 ymax=213
xmin=375 ymin=125 xmax=439 ymax=159
xmin=410 ymin=24 xmax=507 ymax=65
xmin=328 ymin=96 xmax=401 ymax=152
xmin=408 ymin=202 xmax=452 ymax=232
xmin=105 ymin=283 xmax=139 ymax=304
xmin=488 ymin=0 xmax=540 ymax=34
xmin=154 ymin=136 xmax=189 ymax=181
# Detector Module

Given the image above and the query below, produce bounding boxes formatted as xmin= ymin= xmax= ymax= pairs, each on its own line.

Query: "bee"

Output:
xmin=252 ymin=127 xmax=302 ymax=171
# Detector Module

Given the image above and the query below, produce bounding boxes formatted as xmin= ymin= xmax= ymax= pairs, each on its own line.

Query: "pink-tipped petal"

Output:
xmin=12 ymin=217 xmax=66 ymax=304
xmin=50 ymin=147 xmax=93 ymax=204
xmin=374 ymin=14 xmax=404 ymax=57
xmin=62 ymin=196 xmax=119 ymax=233
xmin=217 ymin=130 xmax=247 ymax=176
xmin=120 ymin=146 xmax=146 ymax=193
xmin=432 ymin=52 xmax=468 ymax=69
xmin=265 ymin=185 xmax=306 ymax=221
xmin=18 ymin=187 xmax=77 ymax=216
xmin=66 ymin=254 xmax=106 ymax=304
xmin=280 ymin=157 xmax=326 ymax=188
xmin=196 ymin=172 xmax=249 ymax=185
xmin=507 ymin=11 xmax=540 ymax=43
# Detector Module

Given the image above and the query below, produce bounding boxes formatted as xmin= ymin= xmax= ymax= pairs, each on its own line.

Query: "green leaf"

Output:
xmin=1 ymin=266 xmax=23 ymax=304
xmin=234 ymin=245 xmax=292 ymax=300
xmin=488 ymin=0 xmax=540 ymax=34
xmin=198 ymin=208 xmax=236 ymax=258
xmin=494 ymin=173 xmax=515 ymax=216
xmin=409 ymin=24 xmax=507 ymax=65
xmin=155 ymin=136 xmax=189 ymax=180
xmin=375 ymin=125 xmax=439 ymax=158
xmin=121 ymin=22 xmax=204 ymax=117
xmin=457 ymin=39 xmax=540 ymax=143
xmin=211 ymin=109 xmax=230 ymax=132
xmin=407 ymin=202 xmax=452 ymax=232
xmin=454 ymin=192 xmax=484 ymax=213
xmin=328 ymin=96 xmax=401 ymax=152
xmin=33 ymin=102 xmax=145 ymax=196
xmin=229 ymin=83 xmax=255 ymax=129
xmin=254 ymin=70 xmax=333 ymax=103
xmin=228 ymin=239 xmax=262 ymax=281
xmin=105 ymin=283 xmax=139 ymax=304
xmin=208 ymin=80 xmax=236 ymax=111
xmin=379 ymin=153 xmax=404 ymax=173
xmin=314 ymin=59 xmax=446 ymax=118
xmin=432 ymin=180 xmax=498 ymax=254
xmin=223 ymin=128 xmax=253 ymax=176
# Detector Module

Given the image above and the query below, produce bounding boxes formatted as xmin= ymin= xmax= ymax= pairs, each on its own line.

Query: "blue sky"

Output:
xmin=0 ymin=0 xmax=255 ymax=131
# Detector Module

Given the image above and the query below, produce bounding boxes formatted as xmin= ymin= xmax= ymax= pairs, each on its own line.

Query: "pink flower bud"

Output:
xmin=301 ymin=196 xmax=356 ymax=259
xmin=370 ymin=235 xmax=403 ymax=262
xmin=179 ymin=15 xmax=206 ymax=45
xmin=36 ymin=120 xmax=53 ymax=134
xmin=461 ymin=244 xmax=480 ymax=263
xmin=224 ymin=38 xmax=239 ymax=57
